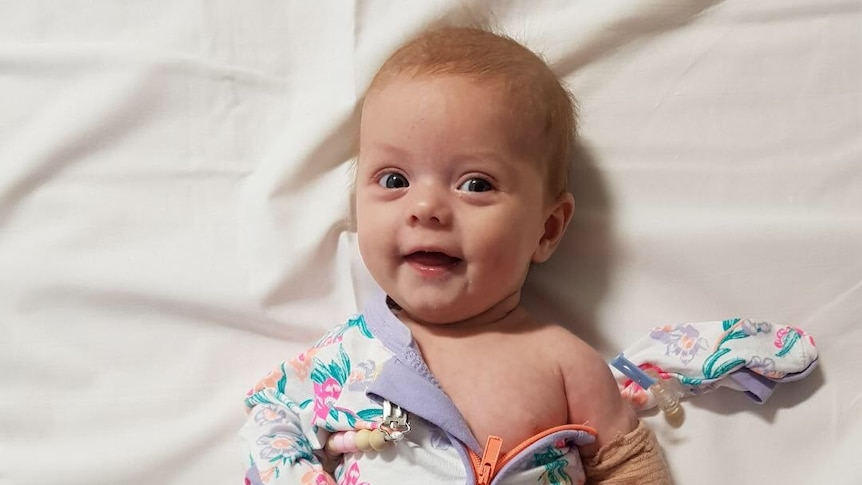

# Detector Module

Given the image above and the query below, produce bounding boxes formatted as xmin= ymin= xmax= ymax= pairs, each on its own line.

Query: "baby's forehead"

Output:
xmin=365 ymin=73 xmax=538 ymax=124
xmin=369 ymin=73 xmax=547 ymax=138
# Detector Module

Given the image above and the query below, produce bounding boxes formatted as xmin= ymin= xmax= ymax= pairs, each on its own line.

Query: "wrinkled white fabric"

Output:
xmin=0 ymin=1 xmax=859 ymax=484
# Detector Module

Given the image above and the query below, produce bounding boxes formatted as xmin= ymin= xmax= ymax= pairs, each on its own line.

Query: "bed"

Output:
xmin=1 ymin=1 xmax=859 ymax=483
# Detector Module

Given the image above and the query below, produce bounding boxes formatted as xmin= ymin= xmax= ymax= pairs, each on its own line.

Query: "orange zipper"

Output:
xmin=468 ymin=424 xmax=596 ymax=485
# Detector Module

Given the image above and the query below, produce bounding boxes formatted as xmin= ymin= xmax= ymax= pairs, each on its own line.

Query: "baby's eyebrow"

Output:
xmin=450 ymin=152 xmax=524 ymax=175
xmin=366 ymin=142 xmax=410 ymax=159
xmin=453 ymin=152 xmax=507 ymax=164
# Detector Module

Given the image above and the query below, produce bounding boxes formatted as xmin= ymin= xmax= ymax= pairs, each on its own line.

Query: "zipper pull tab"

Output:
xmin=476 ymin=435 xmax=503 ymax=485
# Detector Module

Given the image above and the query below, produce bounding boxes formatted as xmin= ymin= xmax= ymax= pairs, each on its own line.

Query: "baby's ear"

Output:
xmin=532 ymin=192 xmax=575 ymax=263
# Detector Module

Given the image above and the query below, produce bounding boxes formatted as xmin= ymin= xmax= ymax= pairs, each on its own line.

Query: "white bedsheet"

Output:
xmin=1 ymin=1 xmax=859 ymax=484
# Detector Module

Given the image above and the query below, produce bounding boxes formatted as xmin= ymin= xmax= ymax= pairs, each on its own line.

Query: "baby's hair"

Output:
xmin=366 ymin=26 xmax=576 ymax=198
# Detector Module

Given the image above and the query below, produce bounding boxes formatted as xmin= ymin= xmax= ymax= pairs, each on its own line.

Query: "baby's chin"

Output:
xmin=393 ymin=296 xmax=519 ymax=329
xmin=387 ymin=296 xmax=470 ymax=325
xmin=394 ymin=303 xmax=452 ymax=324
xmin=381 ymin=280 xmax=524 ymax=326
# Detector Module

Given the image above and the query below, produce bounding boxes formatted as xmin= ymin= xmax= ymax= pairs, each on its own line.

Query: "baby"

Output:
xmin=241 ymin=27 xmax=671 ymax=484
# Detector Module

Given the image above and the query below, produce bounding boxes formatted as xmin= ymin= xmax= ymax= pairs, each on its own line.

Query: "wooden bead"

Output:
xmin=354 ymin=429 xmax=372 ymax=451
xmin=325 ymin=434 xmax=339 ymax=454
xmin=369 ymin=428 xmax=388 ymax=451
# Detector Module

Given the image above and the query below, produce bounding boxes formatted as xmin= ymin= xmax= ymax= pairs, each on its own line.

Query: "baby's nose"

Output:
xmin=408 ymin=183 xmax=451 ymax=226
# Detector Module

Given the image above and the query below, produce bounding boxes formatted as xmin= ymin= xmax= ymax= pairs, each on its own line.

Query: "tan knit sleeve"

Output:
xmin=582 ymin=420 xmax=673 ymax=484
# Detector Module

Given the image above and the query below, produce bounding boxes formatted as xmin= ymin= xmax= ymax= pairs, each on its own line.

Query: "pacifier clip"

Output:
xmin=324 ymin=400 xmax=411 ymax=454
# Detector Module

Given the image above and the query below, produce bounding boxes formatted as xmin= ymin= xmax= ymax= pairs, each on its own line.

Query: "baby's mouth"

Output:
xmin=404 ymin=251 xmax=462 ymax=268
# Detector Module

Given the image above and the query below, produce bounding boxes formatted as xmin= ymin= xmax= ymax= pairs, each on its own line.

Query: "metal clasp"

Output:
xmin=381 ymin=400 xmax=410 ymax=442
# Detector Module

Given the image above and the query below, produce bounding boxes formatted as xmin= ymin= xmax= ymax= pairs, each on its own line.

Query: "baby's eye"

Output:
xmin=377 ymin=172 xmax=409 ymax=189
xmin=458 ymin=178 xmax=494 ymax=193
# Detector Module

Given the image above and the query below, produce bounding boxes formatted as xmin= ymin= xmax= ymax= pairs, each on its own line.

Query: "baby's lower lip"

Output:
xmin=404 ymin=251 xmax=462 ymax=273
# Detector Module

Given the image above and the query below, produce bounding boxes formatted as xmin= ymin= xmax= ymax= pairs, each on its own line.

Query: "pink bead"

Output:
xmin=342 ymin=431 xmax=358 ymax=452
xmin=332 ymin=433 xmax=346 ymax=452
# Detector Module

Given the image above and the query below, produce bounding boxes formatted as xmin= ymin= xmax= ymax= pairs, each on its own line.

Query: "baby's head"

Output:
xmin=355 ymin=27 xmax=576 ymax=325
xmin=364 ymin=27 xmax=575 ymax=199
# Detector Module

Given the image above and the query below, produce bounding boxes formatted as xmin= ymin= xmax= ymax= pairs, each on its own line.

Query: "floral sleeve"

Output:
xmin=239 ymin=316 xmax=381 ymax=485
xmin=240 ymin=357 xmax=335 ymax=485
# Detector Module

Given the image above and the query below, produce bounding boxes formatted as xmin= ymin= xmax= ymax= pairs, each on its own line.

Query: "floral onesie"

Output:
xmin=240 ymin=292 xmax=601 ymax=485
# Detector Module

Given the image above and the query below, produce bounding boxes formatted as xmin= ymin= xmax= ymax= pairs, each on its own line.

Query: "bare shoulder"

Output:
xmin=535 ymin=323 xmax=606 ymax=372
xmin=539 ymin=323 xmax=637 ymax=456
xmin=530 ymin=324 xmax=615 ymax=397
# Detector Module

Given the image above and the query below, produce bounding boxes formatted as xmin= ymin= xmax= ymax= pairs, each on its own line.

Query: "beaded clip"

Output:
xmin=324 ymin=400 xmax=411 ymax=455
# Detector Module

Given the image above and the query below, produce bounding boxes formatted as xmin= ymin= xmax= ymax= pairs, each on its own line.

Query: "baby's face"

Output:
xmin=355 ymin=74 xmax=552 ymax=325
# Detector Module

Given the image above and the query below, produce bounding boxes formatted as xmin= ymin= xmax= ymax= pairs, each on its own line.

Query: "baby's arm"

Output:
xmin=240 ymin=350 xmax=336 ymax=484
xmin=563 ymin=340 xmax=672 ymax=484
